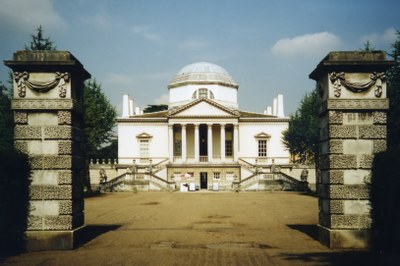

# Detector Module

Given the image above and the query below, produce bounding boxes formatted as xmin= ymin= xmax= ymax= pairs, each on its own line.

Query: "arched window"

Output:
xmin=192 ymin=88 xmax=215 ymax=100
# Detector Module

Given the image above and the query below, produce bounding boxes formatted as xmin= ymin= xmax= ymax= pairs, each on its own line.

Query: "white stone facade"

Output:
xmin=117 ymin=62 xmax=290 ymax=191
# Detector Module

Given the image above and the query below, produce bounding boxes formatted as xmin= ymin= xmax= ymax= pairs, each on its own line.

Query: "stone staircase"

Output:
xmin=237 ymin=159 xmax=305 ymax=191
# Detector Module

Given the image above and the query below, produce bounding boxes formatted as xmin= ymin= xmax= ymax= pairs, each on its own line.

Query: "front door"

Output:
xmin=200 ymin=172 xmax=208 ymax=189
xmin=199 ymin=124 xmax=207 ymax=157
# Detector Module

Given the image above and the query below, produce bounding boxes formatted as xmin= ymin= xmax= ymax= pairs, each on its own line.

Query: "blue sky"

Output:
xmin=0 ymin=0 xmax=399 ymax=115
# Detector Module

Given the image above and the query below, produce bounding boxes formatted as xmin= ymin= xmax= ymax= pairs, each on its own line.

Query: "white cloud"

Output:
xmin=132 ymin=25 xmax=163 ymax=42
xmin=0 ymin=0 xmax=67 ymax=33
xmin=179 ymin=39 xmax=210 ymax=51
xmin=271 ymin=32 xmax=341 ymax=57
xmin=360 ymin=28 xmax=398 ymax=48
xmin=80 ymin=8 xmax=122 ymax=31
xmin=153 ymin=93 xmax=169 ymax=105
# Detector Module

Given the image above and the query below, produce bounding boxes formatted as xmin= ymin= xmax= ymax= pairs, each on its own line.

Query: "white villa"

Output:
xmin=115 ymin=62 xmax=296 ymax=191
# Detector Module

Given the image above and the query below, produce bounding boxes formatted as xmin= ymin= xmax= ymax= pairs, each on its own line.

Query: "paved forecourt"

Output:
xmin=2 ymin=191 xmax=375 ymax=266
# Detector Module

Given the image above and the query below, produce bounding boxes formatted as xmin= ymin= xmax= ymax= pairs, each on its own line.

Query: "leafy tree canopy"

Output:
xmin=83 ymin=79 xmax=117 ymax=158
xmin=143 ymin=104 xmax=168 ymax=113
xmin=282 ymin=90 xmax=318 ymax=164
xmin=24 ymin=25 xmax=56 ymax=51
xmin=386 ymin=30 xmax=400 ymax=149
xmin=0 ymin=79 xmax=13 ymax=152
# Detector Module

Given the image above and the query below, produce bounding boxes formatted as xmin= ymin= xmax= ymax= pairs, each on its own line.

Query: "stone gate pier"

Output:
xmin=310 ymin=51 xmax=394 ymax=248
xmin=5 ymin=51 xmax=90 ymax=251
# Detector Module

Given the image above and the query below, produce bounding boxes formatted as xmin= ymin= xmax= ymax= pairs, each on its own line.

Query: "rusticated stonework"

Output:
xmin=58 ymin=111 xmax=72 ymax=125
xmin=373 ymin=112 xmax=387 ymax=124
xmin=329 ymin=125 xmax=357 ymax=139
xmin=358 ymin=125 xmax=386 ymax=139
xmin=373 ymin=140 xmax=387 ymax=153
xmin=328 ymin=111 xmax=343 ymax=125
xmin=329 ymin=214 xmax=371 ymax=229
xmin=58 ymin=141 xmax=72 ymax=155
xmin=6 ymin=50 xmax=90 ymax=251
xmin=14 ymin=125 xmax=42 ymax=139
xmin=329 ymin=140 xmax=343 ymax=154
xmin=14 ymin=140 xmax=28 ymax=153
xmin=359 ymin=154 xmax=374 ymax=169
xmin=44 ymin=126 xmax=72 ymax=139
xmin=14 ymin=111 xmax=28 ymax=124
xmin=329 ymin=170 xmax=344 ymax=184
xmin=310 ymin=51 xmax=393 ymax=248
xmin=58 ymin=170 xmax=73 ymax=184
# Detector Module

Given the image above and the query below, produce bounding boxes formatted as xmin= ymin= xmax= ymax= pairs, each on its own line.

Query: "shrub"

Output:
xmin=370 ymin=148 xmax=400 ymax=254
xmin=0 ymin=149 xmax=31 ymax=256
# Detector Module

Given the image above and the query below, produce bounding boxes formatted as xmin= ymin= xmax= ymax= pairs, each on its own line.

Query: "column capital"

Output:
xmin=207 ymin=123 xmax=213 ymax=127
xmin=181 ymin=124 xmax=187 ymax=128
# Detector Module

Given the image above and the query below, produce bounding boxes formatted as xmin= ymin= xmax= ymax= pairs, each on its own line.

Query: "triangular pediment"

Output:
xmin=169 ymin=98 xmax=239 ymax=117
xmin=254 ymin=132 xmax=271 ymax=139
xmin=136 ymin=132 xmax=153 ymax=139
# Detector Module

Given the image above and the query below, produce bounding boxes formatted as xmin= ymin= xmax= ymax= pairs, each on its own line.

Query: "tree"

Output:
xmin=83 ymin=79 xmax=117 ymax=158
xmin=0 ymin=73 xmax=14 ymax=152
xmin=361 ymin=40 xmax=375 ymax=52
xmin=24 ymin=25 xmax=56 ymax=51
xmin=386 ymin=30 xmax=400 ymax=149
xmin=282 ymin=90 xmax=318 ymax=164
xmin=143 ymin=104 xmax=168 ymax=113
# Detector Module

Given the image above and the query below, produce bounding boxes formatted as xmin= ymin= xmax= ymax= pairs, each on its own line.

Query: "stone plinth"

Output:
xmin=309 ymin=51 xmax=394 ymax=248
xmin=5 ymin=51 xmax=90 ymax=251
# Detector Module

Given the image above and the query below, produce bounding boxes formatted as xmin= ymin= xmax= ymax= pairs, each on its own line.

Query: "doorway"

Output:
xmin=199 ymin=124 xmax=207 ymax=157
xmin=200 ymin=172 xmax=208 ymax=189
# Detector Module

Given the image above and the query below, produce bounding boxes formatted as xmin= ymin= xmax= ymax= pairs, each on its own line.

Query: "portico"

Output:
xmin=168 ymin=122 xmax=238 ymax=163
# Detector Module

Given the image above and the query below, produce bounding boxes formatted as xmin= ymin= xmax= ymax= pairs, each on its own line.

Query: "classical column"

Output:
xmin=194 ymin=123 xmax=199 ymax=162
xmin=207 ymin=124 xmax=213 ymax=162
xmin=220 ymin=124 xmax=226 ymax=162
xmin=233 ymin=124 xmax=239 ymax=161
xmin=168 ymin=124 xmax=174 ymax=162
xmin=309 ymin=51 xmax=394 ymax=248
xmin=181 ymin=124 xmax=187 ymax=162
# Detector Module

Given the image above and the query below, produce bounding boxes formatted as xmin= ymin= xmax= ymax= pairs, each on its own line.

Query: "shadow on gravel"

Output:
xmin=287 ymin=224 xmax=319 ymax=241
xmin=78 ymin=224 xmax=122 ymax=247
xmin=279 ymin=251 xmax=380 ymax=266
xmin=285 ymin=224 xmax=397 ymax=266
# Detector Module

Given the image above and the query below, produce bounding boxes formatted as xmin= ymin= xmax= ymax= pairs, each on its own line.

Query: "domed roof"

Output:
xmin=168 ymin=62 xmax=238 ymax=89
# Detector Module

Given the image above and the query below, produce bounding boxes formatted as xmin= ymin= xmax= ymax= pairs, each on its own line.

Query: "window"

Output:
xmin=258 ymin=140 xmax=267 ymax=157
xmin=174 ymin=140 xmax=182 ymax=156
xmin=225 ymin=140 xmax=232 ymax=157
xmin=192 ymin=88 xmax=215 ymax=100
xmin=213 ymin=172 xmax=220 ymax=180
xmin=140 ymin=139 xmax=149 ymax=157
xmin=199 ymin=88 xmax=208 ymax=98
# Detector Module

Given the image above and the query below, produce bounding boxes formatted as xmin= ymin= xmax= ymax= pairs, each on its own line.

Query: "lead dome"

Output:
xmin=168 ymin=62 xmax=238 ymax=89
